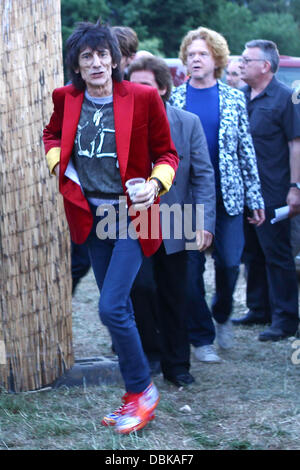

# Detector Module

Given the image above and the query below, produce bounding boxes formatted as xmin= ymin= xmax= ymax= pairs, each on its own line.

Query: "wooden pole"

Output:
xmin=0 ymin=0 xmax=74 ymax=392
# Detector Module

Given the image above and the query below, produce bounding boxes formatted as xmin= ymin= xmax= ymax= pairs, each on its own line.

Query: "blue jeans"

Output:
xmin=211 ymin=200 xmax=245 ymax=324
xmin=188 ymin=200 xmax=244 ymax=346
xmin=85 ymin=204 xmax=151 ymax=393
xmin=187 ymin=251 xmax=215 ymax=347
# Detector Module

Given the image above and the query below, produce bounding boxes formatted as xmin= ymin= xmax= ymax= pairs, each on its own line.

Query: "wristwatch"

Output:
xmin=150 ymin=178 xmax=163 ymax=198
xmin=290 ymin=183 xmax=300 ymax=190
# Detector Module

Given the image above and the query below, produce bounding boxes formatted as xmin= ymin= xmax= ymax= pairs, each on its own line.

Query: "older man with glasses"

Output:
xmin=232 ymin=40 xmax=300 ymax=341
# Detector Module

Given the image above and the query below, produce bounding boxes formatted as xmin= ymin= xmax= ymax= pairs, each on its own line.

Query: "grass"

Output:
xmin=0 ymin=256 xmax=300 ymax=450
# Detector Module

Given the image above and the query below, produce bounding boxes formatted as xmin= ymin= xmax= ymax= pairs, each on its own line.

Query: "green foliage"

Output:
xmin=215 ymin=1 xmax=253 ymax=54
xmin=60 ymin=0 xmax=300 ymax=59
xmin=289 ymin=0 xmax=300 ymax=24
xmin=251 ymin=13 xmax=300 ymax=56
xmin=61 ymin=0 xmax=110 ymax=41
xmin=246 ymin=0 xmax=289 ymax=15
xmin=107 ymin=0 xmax=221 ymax=57
xmin=138 ymin=37 xmax=165 ymax=57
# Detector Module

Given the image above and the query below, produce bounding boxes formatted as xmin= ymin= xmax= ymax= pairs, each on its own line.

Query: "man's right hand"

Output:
xmin=196 ymin=230 xmax=213 ymax=252
xmin=287 ymin=187 xmax=300 ymax=217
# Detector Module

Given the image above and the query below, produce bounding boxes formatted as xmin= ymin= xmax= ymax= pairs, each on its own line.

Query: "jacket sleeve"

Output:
xmin=43 ymin=89 xmax=63 ymax=174
xmin=237 ymin=94 xmax=265 ymax=210
xmin=147 ymin=88 xmax=179 ymax=195
xmin=189 ymin=115 xmax=216 ymax=234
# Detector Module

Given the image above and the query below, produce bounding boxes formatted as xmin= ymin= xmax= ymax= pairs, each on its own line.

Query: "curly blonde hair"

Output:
xmin=179 ymin=27 xmax=230 ymax=79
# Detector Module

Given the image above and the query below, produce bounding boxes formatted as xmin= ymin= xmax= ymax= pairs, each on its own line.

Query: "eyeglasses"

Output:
xmin=238 ymin=57 xmax=266 ymax=65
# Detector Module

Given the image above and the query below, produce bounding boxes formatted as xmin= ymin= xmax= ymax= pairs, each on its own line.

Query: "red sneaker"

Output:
xmin=114 ymin=382 xmax=159 ymax=434
xmin=101 ymin=392 xmax=156 ymax=427
xmin=101 ymin=393 xmax=130 ymax=427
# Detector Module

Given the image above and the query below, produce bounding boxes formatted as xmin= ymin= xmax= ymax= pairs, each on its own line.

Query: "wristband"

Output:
xmin=149 ymin=179 xmax=160 ymax=199
xmin=290 ymin=183 xmax=300 ymax=190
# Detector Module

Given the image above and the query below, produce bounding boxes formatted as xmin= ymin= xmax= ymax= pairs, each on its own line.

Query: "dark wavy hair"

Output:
xmin=128 ymin=56 xmax=173 ymax=102
xmin=111 ymin=26 xmax=138 ymax=58
xmin=65 ymin=21 xmax=122 ymax=90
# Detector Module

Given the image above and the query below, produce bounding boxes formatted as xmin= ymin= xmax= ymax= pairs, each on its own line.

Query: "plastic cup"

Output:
xmin=125 ymin=177 xmax=146 ymax=202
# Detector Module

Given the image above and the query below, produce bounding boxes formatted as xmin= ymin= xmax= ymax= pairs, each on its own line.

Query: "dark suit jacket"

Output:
xmin=160 ymin=104 xmax=216 ymax=254
xmin=43 ymin=81 xmax=178 ymax=256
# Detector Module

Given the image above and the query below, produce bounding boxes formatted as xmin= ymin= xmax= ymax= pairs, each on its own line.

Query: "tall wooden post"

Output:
xmin=0 ymin=0 xmax=74 ymax=391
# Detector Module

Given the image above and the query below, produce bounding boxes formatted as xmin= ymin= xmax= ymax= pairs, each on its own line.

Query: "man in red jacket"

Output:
xmin=43 ymin=21 xmax=178 ymax=434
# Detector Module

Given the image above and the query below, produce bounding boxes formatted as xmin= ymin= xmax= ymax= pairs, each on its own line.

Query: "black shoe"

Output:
xmin=258 ymin=326 xmax=298 ymax=342
xmin=164 ymin=372 xmax=195 ymax=388
xmin=232 ymin=311 xmax=271 ymax=326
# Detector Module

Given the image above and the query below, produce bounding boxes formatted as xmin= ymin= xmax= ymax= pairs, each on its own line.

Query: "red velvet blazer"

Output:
xmin=43 ymin=81 xmax=178 ymax=256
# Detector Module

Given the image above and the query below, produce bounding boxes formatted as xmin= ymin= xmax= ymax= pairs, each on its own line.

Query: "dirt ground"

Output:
xmin=69 ymin=255 xmax=300 ymax=450
xmin=1 ymin=256 xmax=299 ymax=450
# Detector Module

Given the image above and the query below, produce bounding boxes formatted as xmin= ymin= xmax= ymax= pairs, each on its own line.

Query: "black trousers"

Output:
xmin=71 ymin=241 xmax=91 ymax=294
xmin=131 ymin=244 xmax=190 ymax=376
xmin=243 ymin=207 xmax=299 ymax=333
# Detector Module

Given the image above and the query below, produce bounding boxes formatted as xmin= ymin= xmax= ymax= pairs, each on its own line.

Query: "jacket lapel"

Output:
xmin=218 ymin=80 xmax=230 ymax=153
xmin=218 ymin=80 xmax=226 ymax=122
xmin=167 ymin=104 xmax=184 ymax=154
xmin=113 ymin=81 xmax=134 ymax=182
xmin=60 ymin=90 xmax=84 ymax=174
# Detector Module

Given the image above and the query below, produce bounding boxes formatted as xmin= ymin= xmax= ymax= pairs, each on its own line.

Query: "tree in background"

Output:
xmin=103 ymin=0 xmax=221 ymax=57
xmin=249 ymin=0 xmax=288 ymax=14
xmin=213 ymin=1 xmax=253 ymax=54
xmin=232 ymin=0 xmax=288 ymax=14
xmin=60 ymin=0 xmax=300 ymax=62
xmin=61 ymin=0 xmax=109 ymax=38
xmin=251 ymin=12 xmax=300 ymax=56
xmin=290 ymin=0 xmax=300 ymax=24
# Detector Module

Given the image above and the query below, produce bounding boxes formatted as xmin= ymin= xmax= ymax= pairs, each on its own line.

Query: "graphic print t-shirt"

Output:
xmin=73 ymin=92 xmax=123 ymax=198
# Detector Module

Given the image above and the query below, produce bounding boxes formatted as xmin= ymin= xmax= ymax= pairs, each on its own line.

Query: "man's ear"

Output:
xmin=158 ymin=87 xmax=167 ymax=97
xmin=262 ymin=60 xmax=272 ymax=74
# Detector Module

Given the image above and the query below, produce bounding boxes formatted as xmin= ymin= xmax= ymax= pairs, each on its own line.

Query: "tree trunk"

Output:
xmin=0 ymin=0 xmax=73 ymax=392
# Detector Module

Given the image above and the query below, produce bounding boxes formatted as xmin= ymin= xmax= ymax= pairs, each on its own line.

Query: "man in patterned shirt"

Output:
xmin=170 ymin=27 xmax=265 ymax=358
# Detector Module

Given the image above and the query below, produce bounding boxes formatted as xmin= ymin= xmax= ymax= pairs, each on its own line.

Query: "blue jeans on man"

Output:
xmin=85 ymin=204 xmax=151 ymax=393
xmin=188 ymin=198 xmax=244 ymax=347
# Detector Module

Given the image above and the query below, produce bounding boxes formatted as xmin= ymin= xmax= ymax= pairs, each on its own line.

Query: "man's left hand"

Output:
xmin=129 ymin=180 xmax=157 ymax=210
xmin=247 ymin=208 xmax=265 ymax=226
xmin=287 ymin=187 xmax=300 ymax=217
xmin=196 ymin=230 xmax=213 ymax=252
